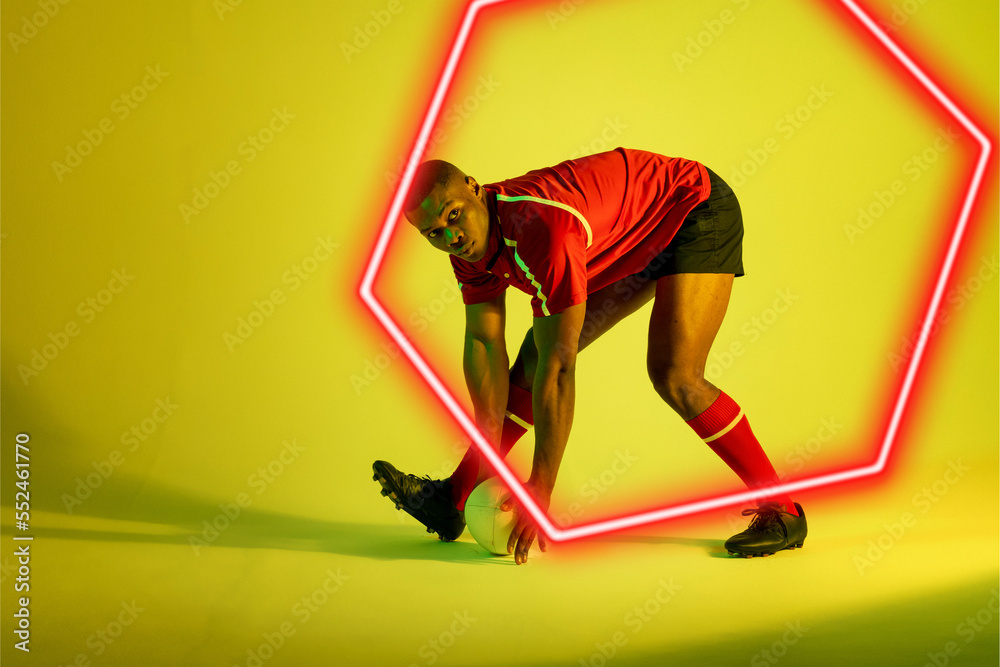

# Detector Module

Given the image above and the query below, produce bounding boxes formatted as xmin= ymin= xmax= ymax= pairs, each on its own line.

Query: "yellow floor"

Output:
xmin=4 ymin=465 xmax=998 ymax=666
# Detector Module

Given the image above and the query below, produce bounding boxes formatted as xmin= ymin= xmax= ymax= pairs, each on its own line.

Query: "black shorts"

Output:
xmin=639 ymin=166 xmax=745 ymax=279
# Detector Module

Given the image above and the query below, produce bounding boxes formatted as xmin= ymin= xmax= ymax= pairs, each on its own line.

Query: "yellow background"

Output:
xmin=1 ymin=1 xmax=997 ymax=665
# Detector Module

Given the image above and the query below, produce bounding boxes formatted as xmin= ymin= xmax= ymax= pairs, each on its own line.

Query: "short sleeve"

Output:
xmin=450 ymin=256 xmax=507 ymax=305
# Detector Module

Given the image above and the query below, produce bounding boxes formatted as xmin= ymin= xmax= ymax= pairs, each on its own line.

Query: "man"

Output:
xmin=373 ymin=147 xmax=807 ymax=563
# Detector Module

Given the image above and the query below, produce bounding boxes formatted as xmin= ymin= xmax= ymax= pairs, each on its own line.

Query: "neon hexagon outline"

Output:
xmin=360 ymin=0 xmax=993 ymax=543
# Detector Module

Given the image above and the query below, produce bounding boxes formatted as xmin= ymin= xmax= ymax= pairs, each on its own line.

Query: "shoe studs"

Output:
xmin=727 ymin=551 xmax=775 ymax=558
xmin=726 ymin=542 xmax=804 ymax=557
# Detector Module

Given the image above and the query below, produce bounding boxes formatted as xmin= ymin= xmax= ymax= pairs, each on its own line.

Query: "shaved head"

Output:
xmin=404 ymin=160 xmax=465 ymax=219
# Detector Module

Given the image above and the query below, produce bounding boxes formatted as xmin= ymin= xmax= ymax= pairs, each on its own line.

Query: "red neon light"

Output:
xmin=359 ymin=0 xmax=994 ymax=543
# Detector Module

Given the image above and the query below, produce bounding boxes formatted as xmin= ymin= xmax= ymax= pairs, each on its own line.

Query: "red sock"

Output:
xmin=449 ymin=384 xmax=533 ymax=510
xmin=685 ymin=391 xmax=798 ymax=516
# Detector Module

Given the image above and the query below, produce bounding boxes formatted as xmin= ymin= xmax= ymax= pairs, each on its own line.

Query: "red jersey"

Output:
xmin=450 ymin=148 xmax=710 ymax=317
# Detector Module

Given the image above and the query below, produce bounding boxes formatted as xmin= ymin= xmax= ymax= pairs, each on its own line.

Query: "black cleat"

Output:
xmin=372 ymin=460 xmax=465 ymax=541
xmin=725 ymin=502 xmax=807 ymax=558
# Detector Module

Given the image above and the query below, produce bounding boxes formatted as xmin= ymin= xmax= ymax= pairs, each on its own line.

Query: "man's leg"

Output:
xmin=448 ymin=274 xmax=659 ymax=508
xmin=646 ymin=272 xmax=797 ymax=514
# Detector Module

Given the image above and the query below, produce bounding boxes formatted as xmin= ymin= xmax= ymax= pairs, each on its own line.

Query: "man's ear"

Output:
xmin=403 ymin=204 xmax=424 ymax=227
xmin=466 ymin=175 xmax=481 ymax=198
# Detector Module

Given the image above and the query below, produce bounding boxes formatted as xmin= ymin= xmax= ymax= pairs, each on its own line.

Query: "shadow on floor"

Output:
xmin=9 ymin=472 xmax=738 ymax=563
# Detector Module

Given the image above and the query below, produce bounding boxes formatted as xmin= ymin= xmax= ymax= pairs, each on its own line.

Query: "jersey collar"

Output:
xmin=482 ymin=187 xmax=504 ymax=272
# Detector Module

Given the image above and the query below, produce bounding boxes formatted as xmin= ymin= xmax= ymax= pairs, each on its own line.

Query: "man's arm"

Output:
xmin=463 ymin=293 xmax=508 ymax=446
xmin=527 ymin=300 xmax=586 ymax=496
xmin=505 ymin=300 xmax=586 ymax=564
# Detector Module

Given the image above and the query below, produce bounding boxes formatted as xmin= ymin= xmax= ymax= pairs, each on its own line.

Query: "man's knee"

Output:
xmin=647 ymin=362 xmax=704 ymax=411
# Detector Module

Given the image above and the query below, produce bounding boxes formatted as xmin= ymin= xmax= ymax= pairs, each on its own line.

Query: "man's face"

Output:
xmin=406 ymin=173 xmax=490 ymax=262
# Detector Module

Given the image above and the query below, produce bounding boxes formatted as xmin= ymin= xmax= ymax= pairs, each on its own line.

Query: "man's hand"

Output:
xmin=501 ymin=481 xmax=552 ymax=565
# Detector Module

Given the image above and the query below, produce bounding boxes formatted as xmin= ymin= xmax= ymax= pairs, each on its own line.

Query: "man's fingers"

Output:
xmin=515 ymin=526 xmax=535 ymax=565
xmin=507 ymin=518 xmax=522 ymax=554
xmin=499 ymin=492 xmax=514 ymax=513
xmin=503 ymin=501 xmax=546 ymax=564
